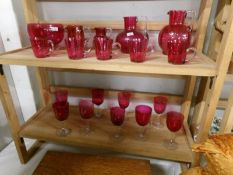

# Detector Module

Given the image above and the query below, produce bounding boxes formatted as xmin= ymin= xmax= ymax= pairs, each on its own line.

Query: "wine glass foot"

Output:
xmin=135 ymin=132 xmax=147 ymax=141
xmin=163 ymin=139 xmax=178 ymax=150
xmin=56 ymin=128 xmax=71 ymax=137
xmin=80 ymin=127 xmax=92 ymax=135
xmin=110 ymin=133 xmax=124 ymax=142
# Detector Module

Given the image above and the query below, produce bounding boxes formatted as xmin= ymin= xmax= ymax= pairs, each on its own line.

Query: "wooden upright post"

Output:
xmin=0 ymin=69 xmax=28 ymax=163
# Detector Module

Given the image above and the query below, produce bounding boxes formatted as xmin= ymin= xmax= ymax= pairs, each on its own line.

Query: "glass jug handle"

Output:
xmin=186 ymin=10 xmax=196 ymax=31
xmin=48 ymin=40 xmax=54 ymax=55
xmin=140 ymin=16 xmax=148 ymax=37
xmin=83 ymin=26 xmax=92 ymax=57
xmin=111 ymin=42 xmax=121 ymax=57
xmin=186 ymin=47 xmax=197 ymax=63
xmin=83 ymin=26 xmax=91 ymax=45
xmin=106 ymin=27 xmax=113 ymax=39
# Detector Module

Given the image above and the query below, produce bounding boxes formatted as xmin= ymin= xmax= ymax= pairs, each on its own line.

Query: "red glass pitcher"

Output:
xmin=94 ymin=27 xmax=120 ymax=60
xmin=116 ymin=16 xmax=148 ymax=53
xmin=158 ymin=10 xmax=195 ymax=55
xmin=65 ymin=25 xmax=91 ymax=59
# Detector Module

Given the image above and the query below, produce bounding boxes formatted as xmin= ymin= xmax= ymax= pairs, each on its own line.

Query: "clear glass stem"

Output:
xmin=95 ymin=104 xmax=102 ymax=118
xmin=164 ymin=132 xmax=178 ymax=150
xmin=114 ymin=126 xmax=122 ymax=138
xmin=84 ymin=119 xmax=91 ymax=134
xmin=139 ymin=126 xmax=146 ymax=139
xmin=56 ymin=120 xmax=71 ymax=137
xmin=154 ymin=114 xmax=164 ymax=128
xmin=169 ymin=132 xmax=176 ymax=145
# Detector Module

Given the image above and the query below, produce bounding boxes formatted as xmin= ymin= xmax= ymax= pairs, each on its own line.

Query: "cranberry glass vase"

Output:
xmin=116 ymin=16 xmax=148 ymax=53
xmin=158 ymin=10 xmax=192 ymax=55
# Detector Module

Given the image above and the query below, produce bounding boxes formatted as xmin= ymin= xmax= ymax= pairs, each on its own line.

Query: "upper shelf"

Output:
xmin=0 ymin=47 xmax=217 ymax=76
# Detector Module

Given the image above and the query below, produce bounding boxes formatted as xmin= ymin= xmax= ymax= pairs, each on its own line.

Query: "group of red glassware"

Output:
xmin=52 ymin=89 xmax=184 ymax=149
xmin=28 ymin=10 xmax=196 ymax=64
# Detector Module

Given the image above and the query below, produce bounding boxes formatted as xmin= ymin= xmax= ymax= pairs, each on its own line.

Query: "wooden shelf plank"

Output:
xmin=0 ymin=48 xmax=216 ymax=77
xmin=20 ymin=106 xmax=193 ymax=163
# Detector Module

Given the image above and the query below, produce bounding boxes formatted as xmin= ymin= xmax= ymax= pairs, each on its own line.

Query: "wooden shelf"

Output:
xmin=20 ymin=106 xmax=193 ymax=163
xmin=0 ymin=48 xmax=216 ymax=77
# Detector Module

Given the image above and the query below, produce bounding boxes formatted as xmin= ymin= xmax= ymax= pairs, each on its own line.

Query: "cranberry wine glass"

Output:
xmin=79 ymin=100 xmax=94 ymax=134
xmin=135 ymin=105 xmax=152 ymax=140
xmin=55 ymin=90 xmax=68 ymax=103
xmin=153 ymin=96 xmax=168 ymax=128
xmin=165 ymin=111 xmax=184 ymax=150
xmin=91 ymin=88 xmax=104 ymax=118
xmin=52 ymin=101 xmax=71 ymax=137
xmin=118 ymin=91 xmax=131 ymax=110
xmin=110 ymin=107 xmax=125 ymax=141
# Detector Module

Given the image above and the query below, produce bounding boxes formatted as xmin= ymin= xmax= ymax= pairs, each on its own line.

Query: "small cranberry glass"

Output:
xmin=165 ymin=111 xmax=184 ymax=150
xmin=110 ymin=107 xmax=125 ymax=141
xmin=30 ymin=38 xmax=54 ymax=58
xmin=129 ymin=37 xmax=154 ymax=63
xmin=91 ymin=88 xmax=104 ymax=118
xmin=135 ymin=105 xmax=152 ymax=140
xmin=79 ymin=99 xmax=94 ymax=134
xmin=153 ymin=96 xmax=168 ymax=128
xmin=167 ymin=39 xmax=197 ymax=64
xmin=52 ymin=101 xmax=71 ymax=137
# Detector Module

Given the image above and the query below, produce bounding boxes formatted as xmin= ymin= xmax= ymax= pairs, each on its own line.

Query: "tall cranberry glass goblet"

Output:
xmin=52 ymin=101 xmax=71 ymax=137
xmin=165 ymin=111 xmax=184 ymax=150
xmin=92 ymin=88 xmax=104 ymax=118
xmin=79 ymin=100 xmax=94 ymax=134
xmin=153 ymin=96 xmax=168 ymax=128
xmin=110 ymin=107 xmax=125 ymax=141
xmin=135 ymin=105 xmax=152 ymax=140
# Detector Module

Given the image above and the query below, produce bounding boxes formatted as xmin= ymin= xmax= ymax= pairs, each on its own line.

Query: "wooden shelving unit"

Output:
xmin=0 ymin=0 xmax=233 ymax=169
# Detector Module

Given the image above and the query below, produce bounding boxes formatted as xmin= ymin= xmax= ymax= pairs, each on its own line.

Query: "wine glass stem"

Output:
xmin=115 ymin=126 xmax=122 ymax=138
xmin=95 ymin=104 xmax=101 ymax=118
xmin=140 ymin=126 xmax=146 ymax=138
xmin=85 ymin=119 xmax=91 ymax=132
xmin=169 ymin=132 xmax=176 ymax=145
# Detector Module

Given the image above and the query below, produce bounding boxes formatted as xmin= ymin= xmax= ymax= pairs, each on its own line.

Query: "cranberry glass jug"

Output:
xmin=116 ymin=16 xmax=148 ymax=53
xmin=158 ymin=10 xmax=194 ymax=54
xmin=94 ymin=27 xmax=120 ymax=60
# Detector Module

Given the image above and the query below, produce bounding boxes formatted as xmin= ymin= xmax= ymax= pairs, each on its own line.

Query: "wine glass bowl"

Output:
xmin=153 ymin=96 xmax=168 ymax=128
xmin=92 ymin=88 xmax=104 ymax=118
xmin=165 ymin=111 xmax=184 ymax=150
xmin=79 ymin=99 xmax=94 ymax=134
xmin=118 ymin=91 xmax=131 ymax=109
xmin=55 ymin=90 xmax=68 ymax=104
xmin=135 ymin=105 xmax=152 ymax=140
xmin=52 ymin=101 xmax=71 ymax=137
xmin=110 ymin=107 xmax=125 ymax=140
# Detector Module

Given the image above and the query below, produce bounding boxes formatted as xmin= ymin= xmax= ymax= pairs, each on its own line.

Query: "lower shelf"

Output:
xmin=19 ymin=106 xmax=193 ymax=163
